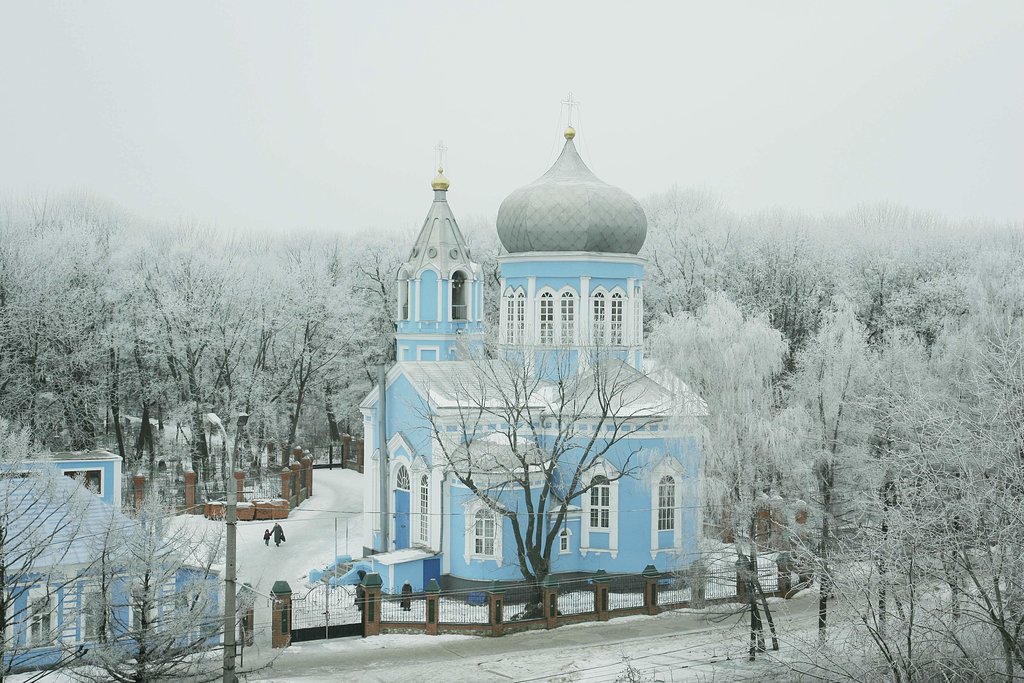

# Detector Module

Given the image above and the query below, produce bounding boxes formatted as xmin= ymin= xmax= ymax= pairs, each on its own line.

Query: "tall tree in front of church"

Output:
xmin=424 ymin=348 xmax=668 ymax=614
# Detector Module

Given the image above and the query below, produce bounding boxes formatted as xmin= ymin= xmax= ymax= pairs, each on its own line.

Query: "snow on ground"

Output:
xmin=171 ymin=468 xmax=364 ymax=599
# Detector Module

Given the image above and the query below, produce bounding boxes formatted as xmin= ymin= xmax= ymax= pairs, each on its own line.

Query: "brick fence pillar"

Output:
xmin=301 ymin=456 xmax=313 ymax=497
xmin=355 ymin=439 xmax=364 ymax=473
xmin=425 ymin=579 xmax=440 ymax=635
xmin=487 ymin=582 xmax=506 ymax=637
xmin=290 ymin=447 xmax=303 ymax=472
xmin=541 ymin=575 xmax=559 ymax=630
xmin=593 ymin=570 xmax=610 ymax=621
xmin=290 ymin=462 xmax=303 ymax=503
xmin=280 ymin=467 xmax=291 ymax=501
xmin=184 ymin=469 xmax=198 ymax=514
xmin=363 ymin=573 xmax=383 ymax=636
xmin=271 ymin=581 xmax=292 ymax=648
xmin=132 ymin=474 xmax=145 ymax=509
xmin=234 ymin=470 xmax=246 ymax=503
xmin=642 ymin=565 xmax=661 ymax=615
xmin=240 ymin=583 xmax=256 ymax=647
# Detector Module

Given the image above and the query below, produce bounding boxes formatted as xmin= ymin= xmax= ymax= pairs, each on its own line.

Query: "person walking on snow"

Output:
xmin=271 ymin=523 xmax=286 ymax=547
xmin=263 ymin=528 xmax=271 ymax=546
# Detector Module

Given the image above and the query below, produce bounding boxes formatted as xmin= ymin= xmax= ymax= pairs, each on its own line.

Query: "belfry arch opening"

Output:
xmin=451 ymin=270 xmax=468 ymax=320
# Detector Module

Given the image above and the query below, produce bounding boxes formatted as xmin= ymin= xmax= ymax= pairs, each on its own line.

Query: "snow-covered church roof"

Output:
xmin=361 ymin=359 xmax=707 ymax=420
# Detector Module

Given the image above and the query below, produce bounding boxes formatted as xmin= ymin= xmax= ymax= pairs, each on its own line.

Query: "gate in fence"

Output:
xmin=290 ymin=584 xmax=364 ymax=642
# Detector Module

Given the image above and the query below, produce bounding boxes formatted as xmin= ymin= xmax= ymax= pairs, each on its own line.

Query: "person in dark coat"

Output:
xmin=271 ymin=523 xmax=285 ymax=547
xmin=263 ymin=528 xmax=271 ymax=546
xmin=400 ymin=581 xmax=413 ymax=611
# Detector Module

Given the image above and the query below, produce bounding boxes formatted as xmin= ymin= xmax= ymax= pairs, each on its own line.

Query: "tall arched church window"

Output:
xmin=419 ymin=475 xmax=430 ymax=543
xmin=515 ymin=292 xmax=526 ymax=343
xmin=633 ymin=286 xmax=643 ymax=345
xmin=592 ymin=292 xmax=606 ymax=345
xmin=610 ymin=294 xmax=624 ymax=345
xmin=396 ymin=466 xmax=410 ymax=491
xmin=504 ymin=291 xmax=516 ymax=344
xmin=658 ymin=475 xmax=675 ymax=531
xmin=539 ymin=293 xmax=554 ymax=345
xmin=560 ymin=292 xmax=576 ymax=345
xmin=399 ymin=276 xmax=410 ymax=320
xmin=474 ymin=509 xmax=496 ymax=555
xmin=590 ymin=475 xmax=610 ymax=528
xmin=451 ymin=271 xmax=468 ymax=321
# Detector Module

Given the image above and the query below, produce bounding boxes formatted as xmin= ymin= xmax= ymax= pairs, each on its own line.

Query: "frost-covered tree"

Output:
xmin=651 ymin=291 xmax=789 ymax=660
xmin=0 ymin=419 xmax=92 ymax=682
xmin=72 ymin=497 xmax=224 ymax=683
xmin=423 ymin=345 xmax=669 ymax=610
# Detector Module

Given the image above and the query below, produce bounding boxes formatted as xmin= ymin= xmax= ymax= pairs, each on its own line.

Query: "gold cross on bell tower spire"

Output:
xmin=434 ymin=140 xmax=448 ymax=172
xmin=431 ymin=140 xmax=450 ymax=191
xmin=561 ymin=92 xmax=579 ymax=140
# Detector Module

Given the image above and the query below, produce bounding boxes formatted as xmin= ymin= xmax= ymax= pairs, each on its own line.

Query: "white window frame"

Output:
xmin=649 ymin=462 xmax=685 ymax=558
xmin=559 ymin=291 xmax=576 ymax=345
xmin=418 ymin=474 xmax=430 ymax=545
xmin=63 ymin=468 xmax=105 ymax=497
xmin=592 ymin=291 xmax=606 ymax=346
xmin=658 ymin=475 xmax=675 ymax=531
xmin=464 ymin=500 xmax=503 ymax=565
xmin=580 ymin=464 xmax=619 ymax=558
xmin=633 ymin=285 xmax=643 ymax=345
xmin=539 ymin=292 xmax=555 ymax=346
xmin=590 ymin=476 xmax=611 ymax=529
xmin=558 ymin=527 xmax=572 ymax=555
xmin=515 ymin=291 xmax=526 ymax=344
xmin=610 ymin=293 xmax=624 ymax=346
xmin=27 ymin=586 xmax=56 ymax=647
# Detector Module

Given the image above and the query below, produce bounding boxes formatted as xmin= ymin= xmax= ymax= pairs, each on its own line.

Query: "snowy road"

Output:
xmin=234 ymin=469 xmax=363 ymax=597
xmin=243 ymin=591 xmax=821 ymax=682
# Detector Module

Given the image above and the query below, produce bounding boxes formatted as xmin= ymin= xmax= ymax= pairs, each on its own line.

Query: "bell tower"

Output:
xmin=395 ymin=164 xmax=484 ymax=361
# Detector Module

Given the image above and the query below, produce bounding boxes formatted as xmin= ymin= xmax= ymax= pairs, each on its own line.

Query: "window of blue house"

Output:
xmin=590 ymin=476 xmax=610 ymax=528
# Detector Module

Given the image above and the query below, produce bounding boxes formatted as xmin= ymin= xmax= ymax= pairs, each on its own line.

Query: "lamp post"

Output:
xmin=223 ymin=413 xmax=248 ymax=683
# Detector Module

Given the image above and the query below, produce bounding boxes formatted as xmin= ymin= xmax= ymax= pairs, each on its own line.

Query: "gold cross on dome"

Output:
xmin=561 ymin=92 xmax=579 ymax=127
xmin=434 ymin=140 xmax=448 ymax=171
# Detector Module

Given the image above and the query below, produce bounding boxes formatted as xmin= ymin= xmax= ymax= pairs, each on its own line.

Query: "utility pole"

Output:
xmin=223 ymin=413 xmax=248 ymax=683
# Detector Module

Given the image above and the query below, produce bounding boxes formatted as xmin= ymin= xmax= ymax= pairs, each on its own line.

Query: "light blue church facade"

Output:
xmin=361 ymin=127 xmax=706 ymax=592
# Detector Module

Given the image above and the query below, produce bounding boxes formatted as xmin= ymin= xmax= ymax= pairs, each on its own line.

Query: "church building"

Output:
xmin=360 ymin=124 xmax=706 ymax=592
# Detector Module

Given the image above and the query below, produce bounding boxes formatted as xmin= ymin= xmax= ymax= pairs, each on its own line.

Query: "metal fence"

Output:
xmin=380 ymin=591 xmax=424 ymax=623
xmin=555 ymin=578 xmax=595 ymax=616
xmin=437 ymin=589 xmax=489 ymax=625
xmin=608 ymin=574 xmax=645 ymax=611
xmin=705 ymin=564 xmax=739 ymax=600
xmin=502 ymin=584 xmax=543 ymax=622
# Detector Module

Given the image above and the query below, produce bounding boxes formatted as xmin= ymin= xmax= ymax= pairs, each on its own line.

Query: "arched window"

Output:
xmin=559 ymin=527 xmax=571 ymax=553
xmin=560 ymin=292 xmax=576 ymax=344
xmin=503 ymin=291 xmax=516 ymax=344
xmin=398 ymin=271 xmax=411 ymax=320
xmin=396 ymin=466 xmax=410 ymax=491
xmin=419 ymin=475 xmax=430 ymax=543
xmin=592 ymin=292 xmax=606 ymax=345
xmin=451 ymin=271 xmax=468 ymax=320
xmin=474 ymin=509 xmax=496 ymax=555
xmin=539 ymin=293 xmax=554 ymax=345
xmin=515 ymin=291 xmax=526 ymax=343
xmin=610 ymin=293 xmax=624 ymax=345
xmin=590 ymin=475 xmax=610 ymax=528
xmin=633 ymin=286 xmax=643 ymax=345
xmin=658 ymin=475 xmax=675 ymax=531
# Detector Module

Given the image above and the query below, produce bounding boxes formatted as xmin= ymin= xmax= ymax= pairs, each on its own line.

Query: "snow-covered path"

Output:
xmin=234 ymin=469 xmax=363 ymax=597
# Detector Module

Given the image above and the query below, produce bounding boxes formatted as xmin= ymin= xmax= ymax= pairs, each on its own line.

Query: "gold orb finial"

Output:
xmin=431 ymin=167 xmax=449 ymax=191
xmin=564 ymin=126 xmax=576 ymax=140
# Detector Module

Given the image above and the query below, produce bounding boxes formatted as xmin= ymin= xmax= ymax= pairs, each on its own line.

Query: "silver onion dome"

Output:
xmin=496 ymin=129 xmax=648 ymax=254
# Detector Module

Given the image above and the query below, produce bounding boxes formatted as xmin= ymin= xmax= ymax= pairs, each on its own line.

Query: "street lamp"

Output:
xmin=223 ymin=413 xmax=248 ymax=683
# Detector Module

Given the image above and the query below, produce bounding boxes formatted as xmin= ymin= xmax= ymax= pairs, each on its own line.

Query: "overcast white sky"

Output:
xmin=1 ymin=2 xmax=1022 ymax=235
